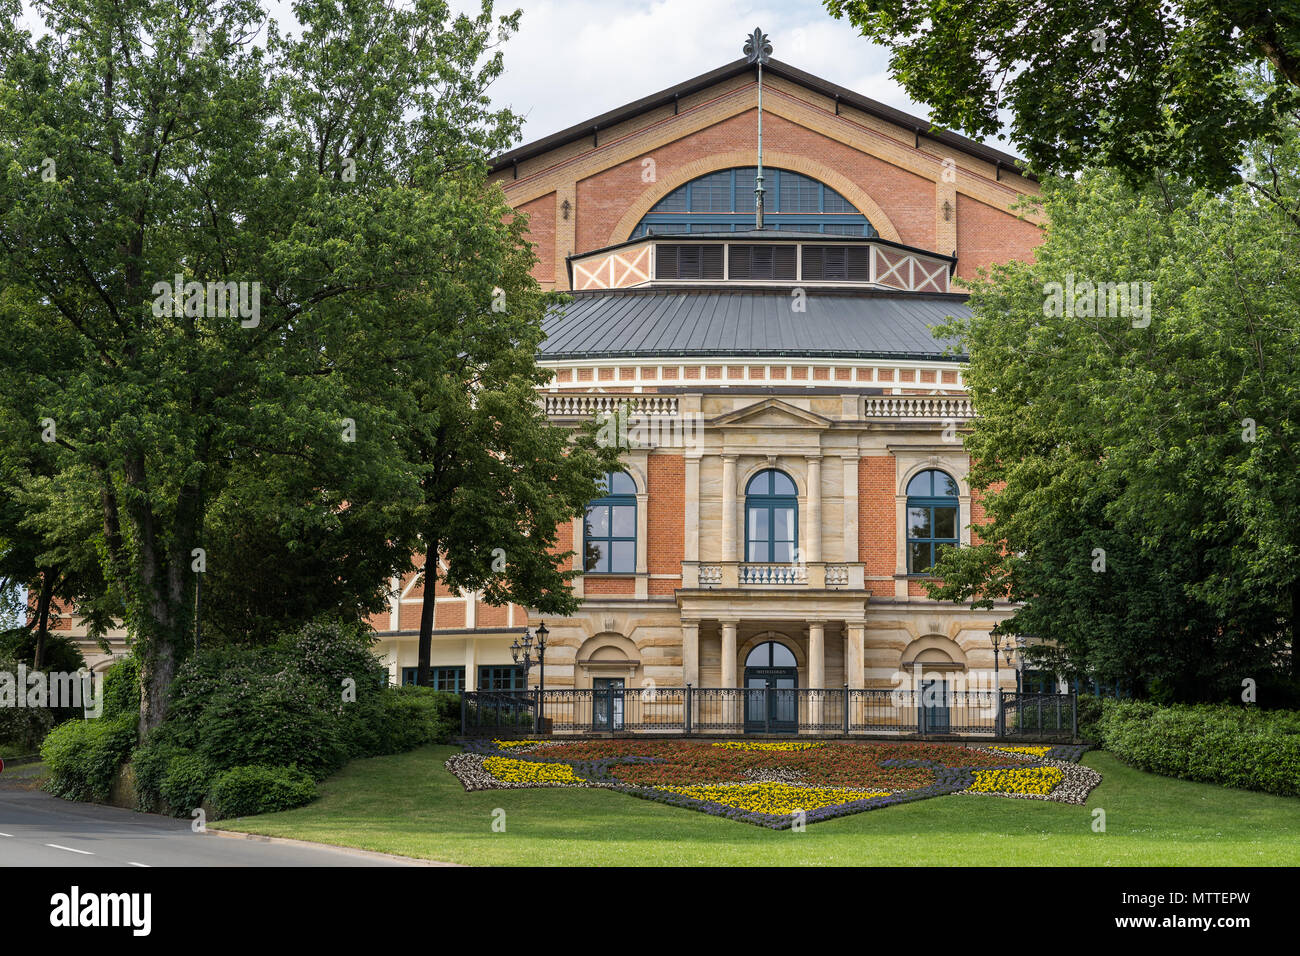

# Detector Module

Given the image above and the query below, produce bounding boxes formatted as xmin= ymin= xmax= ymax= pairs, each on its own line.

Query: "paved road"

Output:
xmin=0 ymin=786 xmax=414 ymax=867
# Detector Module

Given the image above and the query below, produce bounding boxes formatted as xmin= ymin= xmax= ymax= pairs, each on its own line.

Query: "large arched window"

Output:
xmin=745 ymin=469 xmax=797 ymax=563
xmin=584 ymin=470 xmax=636 ymax=573
xmin=906 ymin=469 xmax=960 ymax=574
xmin=632 ymin=167 xmax=877 ymax=237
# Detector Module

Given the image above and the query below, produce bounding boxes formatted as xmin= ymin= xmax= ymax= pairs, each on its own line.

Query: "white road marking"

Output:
xmin=0 ymin=832 xmax=13 ymax=837
xmin=45 ymin=843 xmax=93 ymax=855
xmin=127 ymin=861 xmax=150 ymax=867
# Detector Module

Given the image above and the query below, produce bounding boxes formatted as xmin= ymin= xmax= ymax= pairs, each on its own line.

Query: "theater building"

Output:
xmin=367 ymin=52 xmax=1044 ymax=718
xmin=56 ymin=52 xmax=1045 ymax=723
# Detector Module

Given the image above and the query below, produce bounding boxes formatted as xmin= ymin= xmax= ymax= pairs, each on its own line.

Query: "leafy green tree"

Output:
xmin=0 ymin=0 xmax=524 ymax=732
xmin=825 ymin=0 xmax=1300 ymax=187
xmin=363 ymin=184 xmax=622 ymax=684
xmin=927 ymin=121 xmax=1300 ymax=702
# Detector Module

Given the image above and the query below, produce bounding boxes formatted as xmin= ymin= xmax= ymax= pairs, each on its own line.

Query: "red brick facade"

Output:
xmin=859 ymin=456 xmax=896 ymax=597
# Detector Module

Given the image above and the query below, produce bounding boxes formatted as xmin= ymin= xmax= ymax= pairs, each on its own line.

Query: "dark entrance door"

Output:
xmin=743 ymin=641 xmax=798 ymax=734
xmin=919 ymin=676 xmax=949 ymax=734
xmin=592 ymin=677 xmax=625 ymax=731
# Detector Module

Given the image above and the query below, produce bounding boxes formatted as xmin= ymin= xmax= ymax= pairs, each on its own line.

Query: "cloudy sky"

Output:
xmin=17 ymin=0 xmax=1015 ymax=153
xmin=468 ymin=0 xmax=943 ymax=143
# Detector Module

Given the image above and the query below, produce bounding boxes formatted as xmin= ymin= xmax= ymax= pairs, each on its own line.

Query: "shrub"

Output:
xmin=131 ymin=738 xmax=181 ymax=813
xmin=0 ymin=654 xmax=56 ymax=754
xmin=40 ymin=713 xmax=138 ymax=802
xmin=0 ymin=629 xmax=86 ymax=674
xmin=193 ymin=669 xmax=348 ymax=779
xmin=1101 ymin=702 xmax=1300 ymax=797
xmin=373 ymin=686 xmax=459 ymax=754
xmin=100 ymin=656 xmax=140 ymax=720
xmin=208 ymin=764 xmax=317 ymax=819
xmin=1075 ymin=694 xmax=1106 ymax=744
xmin=159 ymin=752 xmax=216 ymax=814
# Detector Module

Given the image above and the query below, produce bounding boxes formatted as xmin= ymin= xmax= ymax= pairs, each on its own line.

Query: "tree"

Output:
xmin=926 ymin=121 xmax=1300 ymax=702
xmin=0 ymin=345 xmax=116 ymax=667
xmin=358 ymin=173 xmax=622 ymax=686
xmin=0 ymin=0 xmax=525 ymax=733
xmin=825 ymin=0 xmax=1300 ymax=187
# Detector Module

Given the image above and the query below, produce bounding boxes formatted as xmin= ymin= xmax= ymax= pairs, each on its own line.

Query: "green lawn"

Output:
xmin=208 ymin=745 xmax=1300 ymax=865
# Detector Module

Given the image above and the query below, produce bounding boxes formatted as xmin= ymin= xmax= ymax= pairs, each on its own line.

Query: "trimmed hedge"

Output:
xmin=208 ymin=764 xmax=317 ymax=819
xmin=1099 ymin=701 xmax=1300 ymax=797
xmin=40 ymin=713 xmax=138 ymax=801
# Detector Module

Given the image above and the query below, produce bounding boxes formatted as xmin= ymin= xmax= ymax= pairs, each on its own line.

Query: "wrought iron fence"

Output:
xmin=1001 ymin=691 xmax=1077 ymax=740
xmin=461 ymin=688 xmax=1077 ymax=740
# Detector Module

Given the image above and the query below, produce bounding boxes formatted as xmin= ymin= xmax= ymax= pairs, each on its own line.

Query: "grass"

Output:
xmin=208 ymin=745 xmax=1300 ymax=866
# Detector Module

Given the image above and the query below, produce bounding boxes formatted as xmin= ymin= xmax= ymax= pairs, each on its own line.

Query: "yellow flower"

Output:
xmin=655 ymin=782 xmax=886 ymax=814
xmin=967 ymin=767 xmax=1064 ymax=795
xmin=990 ymin=745 xmax=1052 ymax=757
xmin=483 ymin=756 xmax=582 ymax=784
xmin=711 ymin=741 xmax=824 ymax=752
xmin=492 ymin=739 xmax=544 ymax=749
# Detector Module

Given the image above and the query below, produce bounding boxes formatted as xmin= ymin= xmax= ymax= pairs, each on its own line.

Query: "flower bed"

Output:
xmin=653 ymin=782 xmax=888 ymax=814
xmin=444 ymin=739 xmax=1099 ymax=828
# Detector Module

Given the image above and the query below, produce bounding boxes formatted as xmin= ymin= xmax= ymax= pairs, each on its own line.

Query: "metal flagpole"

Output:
xmin=744 ymin=28 xmax=772 ymax=230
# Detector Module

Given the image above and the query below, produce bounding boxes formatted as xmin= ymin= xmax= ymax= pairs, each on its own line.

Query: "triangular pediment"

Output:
xmin=711 ymin=398 xmax=831 ymax=428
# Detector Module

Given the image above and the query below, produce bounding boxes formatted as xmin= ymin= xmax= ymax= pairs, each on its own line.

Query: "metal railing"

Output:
xmin=460 ymin=688 xmax=1077 ymax=740
xmin=1001 ymin=691 xmax=1077 ymax=740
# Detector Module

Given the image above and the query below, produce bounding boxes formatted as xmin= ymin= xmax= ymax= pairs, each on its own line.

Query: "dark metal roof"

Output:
xmin=492 ymin=57 xmax=1031 ymax=180
xmin=540 ymin=288 xmax=969 ymax=361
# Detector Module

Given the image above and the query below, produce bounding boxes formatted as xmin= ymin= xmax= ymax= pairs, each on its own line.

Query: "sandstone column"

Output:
xmin=845 ymin=622 xmax=865 ymax=688
xmin=808 ymin=620 xmax=826 ymax=726
xmin=720 ymin=620 xmax=738 ymax=688
xmin=722 ymin=454 xmax=738 ymax=562
xmin=806 ymin=455 xmax=822 ymax=563
xmin=682 ymin=619 xmax=700 ymax=687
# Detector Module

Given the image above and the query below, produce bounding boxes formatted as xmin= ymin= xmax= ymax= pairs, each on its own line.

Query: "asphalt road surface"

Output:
xmin=0 ymin=777 xmax=413 ymax=867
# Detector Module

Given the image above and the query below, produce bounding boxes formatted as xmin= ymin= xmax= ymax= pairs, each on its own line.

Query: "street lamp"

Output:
xmin=990 ymin=632 xmax=1004 ymax=736
xmin=510 ymin=622 xmax=549 ymax=731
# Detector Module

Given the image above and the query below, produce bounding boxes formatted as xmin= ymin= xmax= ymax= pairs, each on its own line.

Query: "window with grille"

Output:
xmin=801 ymin=245 xmax=871 ymax=281
xmin=728 ymin=244 xmax=797 ymax=280
xmin=655 ymin=244 xmax=724 ymax=279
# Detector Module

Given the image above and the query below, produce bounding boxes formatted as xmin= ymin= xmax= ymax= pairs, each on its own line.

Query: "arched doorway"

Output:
xmin=744 ymin=641 xmax=798 ymax=734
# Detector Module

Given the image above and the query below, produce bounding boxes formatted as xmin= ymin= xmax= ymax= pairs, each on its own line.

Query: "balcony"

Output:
xmin=683 ymin=561 xmax=864 ymax=589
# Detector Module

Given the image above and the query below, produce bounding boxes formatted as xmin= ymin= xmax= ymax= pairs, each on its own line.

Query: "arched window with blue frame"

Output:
xmin=632 ymin=167 xmax=877 ymax=237
xmin=745 ymin=469 xmax=798 ymax=563
xmin=584 ymin=470 xmax=637 ymax=573
xmin=906 ymin=469 xmax=959 ymax=574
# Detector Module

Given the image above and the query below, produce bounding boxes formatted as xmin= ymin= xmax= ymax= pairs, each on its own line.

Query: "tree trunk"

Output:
xmin=32 ymin=569 xmax=56 ymax=669
xmin=416 ymin=540 xmax=439 ymax=687
xmin=138 ymin=637 xmax=175 ymax=737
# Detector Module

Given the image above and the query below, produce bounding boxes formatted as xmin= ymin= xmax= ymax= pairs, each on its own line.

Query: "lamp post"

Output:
xmin=510 ymin=622 xmax=549 ymax=731
xmin=990 ymin=633 xmax=1004 ymax=736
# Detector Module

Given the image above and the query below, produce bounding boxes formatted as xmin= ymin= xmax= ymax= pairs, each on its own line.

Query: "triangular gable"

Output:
xmin=711 ymin=398 xmax=832 ymax=428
